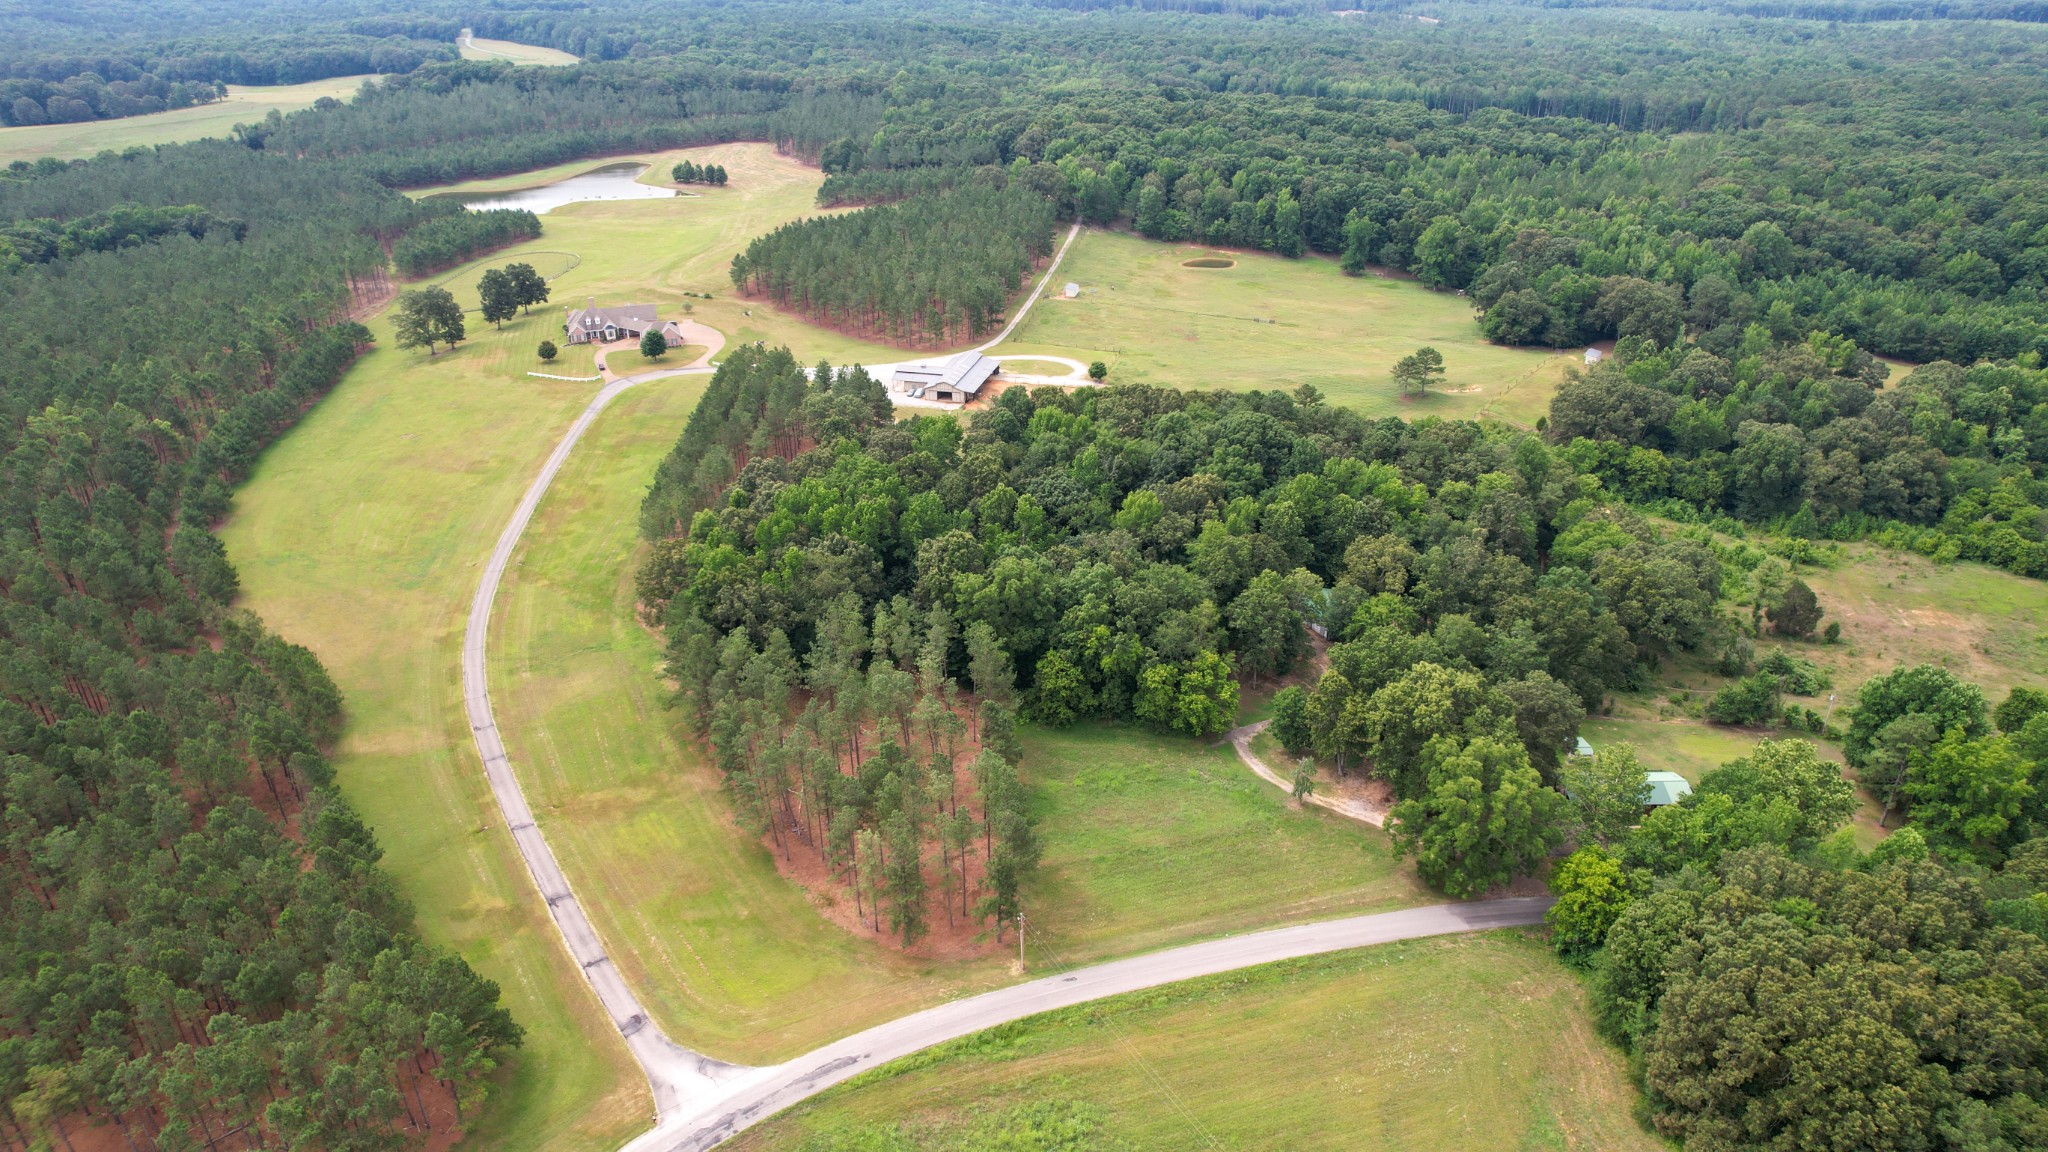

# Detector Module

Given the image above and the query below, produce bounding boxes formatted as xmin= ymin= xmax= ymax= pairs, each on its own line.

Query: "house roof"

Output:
xmin=1645 ymin=771 xmax=1693 ymax=807
xmin=891 ymin=351 xmax=999 ymax=397
xmin=566 ymin=302 xmax=660 ymax=335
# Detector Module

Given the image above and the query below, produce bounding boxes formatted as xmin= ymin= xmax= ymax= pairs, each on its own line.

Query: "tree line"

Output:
xmin=1536 ymin=663 xmax=2048 ymax=1149
xmin=1547 ymin=340 xmax=2048 ymax=580
xmin=729 ymin=184 xmax=1055 ymax=346
xmin=0 ymin=204 xmax=239 ymax=272
xmin=671 ymin=160 xmax=727 ymax=185
xmin=390 ymin=206 xmax=540 ymax=277
xmin=0 ymin=136 xmax=521 ymax=1149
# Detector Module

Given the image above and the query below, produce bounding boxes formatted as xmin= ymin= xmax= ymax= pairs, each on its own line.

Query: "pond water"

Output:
xmin=459 ymin=162 xmax=676 ymax=213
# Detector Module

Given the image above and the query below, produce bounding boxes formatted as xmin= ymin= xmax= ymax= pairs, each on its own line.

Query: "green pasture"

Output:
xmin=0 ymin=75 xmax=375 ymax=164
xmin=1022 ymin=724 xmax=1425 ymax=962
xmin=221 ymin=141 xmax=870 ymax=1145
xmin=460 ymin=36 xmax=581 ymax=65
xmin=728 ymin=931 xmax=1663 ymax=1152
xmin=994 ymin=230 xmax=1577 ymax=424
xmin=219 ymin=306 xmax=646 ymax=1151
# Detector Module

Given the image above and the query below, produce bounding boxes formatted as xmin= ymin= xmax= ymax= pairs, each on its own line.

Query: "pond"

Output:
xmin=459 ymin=162 xmax=677 ymax=213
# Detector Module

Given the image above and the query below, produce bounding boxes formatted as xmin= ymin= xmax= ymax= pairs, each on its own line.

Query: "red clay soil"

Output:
xmin=54 ymin=1069 xmax=467 ymax=1152
xmin=747 ymin=715 xmax=1008 ymax=961
xmin=764 ymin=800 xmax=1001 ymax=962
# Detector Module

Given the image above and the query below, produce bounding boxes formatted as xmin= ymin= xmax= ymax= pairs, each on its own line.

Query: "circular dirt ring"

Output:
xmin=1182 ymin=257 xmax=1236 ymax=268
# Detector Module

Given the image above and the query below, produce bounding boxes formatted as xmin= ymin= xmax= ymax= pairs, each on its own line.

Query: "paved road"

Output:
xmin=628 ymin=897 xmax=1553 ymax=1152
xmin=458 ymin=363 xmax=751 ymax=1123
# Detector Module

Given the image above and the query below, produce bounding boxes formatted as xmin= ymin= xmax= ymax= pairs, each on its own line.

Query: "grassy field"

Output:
xmin=218 ymin=307 xmax=646 ymax=1151
xmin=1023 ymin=725 xmax=1424 ymax=962
xmin=1570 ymin=539 xmax=2048 ymax=852
xmin=0 ymin=76 xmax=374 ymax=163
xmin=460 ymin=35 xmax=581 ymax=65
xmin=225 ymin=142 xmax=1438 ymax=1145
xmin=218 ymin=142 xmax=873 ymax=1147
xmin=728 ymin=930 xmax=1662 ymax=1152
xmin=993 ymin=230 xmax=1577 ymax=424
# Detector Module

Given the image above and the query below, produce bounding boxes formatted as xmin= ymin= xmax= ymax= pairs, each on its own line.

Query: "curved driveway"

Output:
xmin=459 ymin=362 xmax=750 ymax=1122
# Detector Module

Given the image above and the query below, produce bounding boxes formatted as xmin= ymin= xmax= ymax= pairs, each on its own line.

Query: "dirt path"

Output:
xmin=1225 ymin=720 xmax=1388 ymax=828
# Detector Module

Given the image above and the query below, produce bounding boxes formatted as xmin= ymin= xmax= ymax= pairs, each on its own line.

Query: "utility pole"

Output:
xmin=1017 ymin=902 xmax=1026 ymax=970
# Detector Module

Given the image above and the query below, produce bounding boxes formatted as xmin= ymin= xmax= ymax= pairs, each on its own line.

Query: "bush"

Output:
xmin=538 ymin=340 xmax=557 ymax=361
xmin=1757 ymin=649 xmax=1831 ymax=695
xmin=1707 ymin=673 xmax=1782 ymax=726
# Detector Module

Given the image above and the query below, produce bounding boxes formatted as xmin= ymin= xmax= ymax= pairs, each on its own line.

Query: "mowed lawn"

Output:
xmin=217 ymin=309 xmax=645 ymax=1152
xmin=1023 ymin=725 xmax=1425 ymax=963
xmin=489 ymin=375 xmax=1020 ymax=1065
xmin=218 ymin=142 xmax=876 ymax=1148
xmin=727 ymin=931 xmax=1662 ymax=1152
xmin=995 ymin=229 xmax=1577 ymax=424
xmin=0 ymin=75 xmax=375 ymax=163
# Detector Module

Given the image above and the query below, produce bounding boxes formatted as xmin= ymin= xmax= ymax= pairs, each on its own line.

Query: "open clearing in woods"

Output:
xmin=1579 ymin=541 xmax=2048 ymax=851
xmin=993 ymin=229 xmax=1578 ymax=424
xmin=459 ymin=36 xmax=581 ymax=65
xmin=0 ymin=75 xmax=376 ymax=163
xmin=726 ymin=931 xmax=1664 ymax=1152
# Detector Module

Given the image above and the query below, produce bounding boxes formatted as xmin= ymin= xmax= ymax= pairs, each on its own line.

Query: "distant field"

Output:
xmin=0 ymin=75 xmax=374 ymax=164
xmin=994 ymin=230 xmax=1577 ymax=425
xmin=461 ymin=35 xmax=581 ymax=65
xmin=729 ymin=931 xmax=1663 ymax=1152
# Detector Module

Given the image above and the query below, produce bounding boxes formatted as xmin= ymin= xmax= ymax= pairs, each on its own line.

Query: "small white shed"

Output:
xmin=1063 ymin=282 xmax=1080 ymax=299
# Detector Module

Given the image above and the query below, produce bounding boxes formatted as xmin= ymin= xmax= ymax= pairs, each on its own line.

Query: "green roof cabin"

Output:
xmin=1645 ymin=770 xmax=1693 ymax=808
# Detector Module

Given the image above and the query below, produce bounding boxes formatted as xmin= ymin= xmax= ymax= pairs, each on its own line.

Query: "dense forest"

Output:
xmin=391 ymin=206 xmax=540 ymax=278
xmin=0 ymin=140 xmax=520 ymax=1148
xmin=1549 ymin=346 xmax=2048 ymax=578
xmin=730 ymin=184 xmax=1056 ymax=346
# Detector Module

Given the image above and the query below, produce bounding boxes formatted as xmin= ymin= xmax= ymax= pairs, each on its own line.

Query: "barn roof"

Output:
xmin=891 ymin=351 xmax=999 ymax=396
